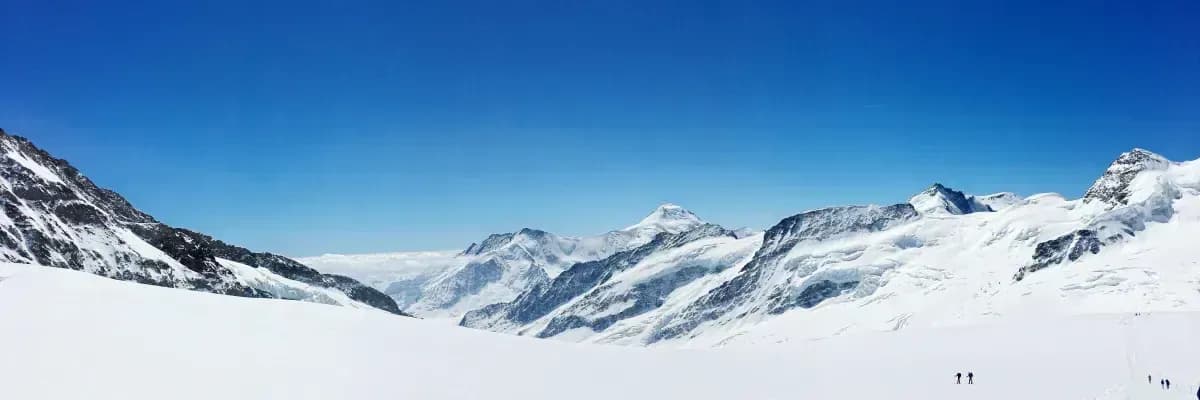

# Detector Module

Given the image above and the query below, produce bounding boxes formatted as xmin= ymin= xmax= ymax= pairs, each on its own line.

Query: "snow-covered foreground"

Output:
xmin=2 ymin=263 xmax=1197 ymax=400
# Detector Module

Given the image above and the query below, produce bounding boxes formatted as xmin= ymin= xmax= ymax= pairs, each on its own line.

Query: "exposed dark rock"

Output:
xmin=1014 ymin=229 xmax=1102 ymax=281
xmin=53 ymin=203 xmax=107 ymax=225
xmin=770 ymin=279 xmax=859 ymax=312
xmin=0 ymin=129 xmax=403 ymax=315
xmin=1083 ymin=149 xmax=1170 ymax=205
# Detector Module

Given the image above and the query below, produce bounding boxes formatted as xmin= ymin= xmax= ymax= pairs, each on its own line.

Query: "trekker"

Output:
xmin=955 ymin=372 xmax=962 ymax=384
xmin=1162 ymin=379 xmax=1166 ymax=389
xmin=1148 ymin=374 xmax=1152 ymax=384
xmin=1166 ymin=379 xmax=1171 ymax=390
xmin=967 ymin=372 xmax=974 ymax=384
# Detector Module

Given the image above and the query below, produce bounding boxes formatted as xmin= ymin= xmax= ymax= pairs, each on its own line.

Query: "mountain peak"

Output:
xmin=909 ymin=183 xmax=991 ymax=215
xmin=1084 ymin=148 xmax=1172 ymax=205
xmin=1110 ymin=148 xmax=1170 ymax=171
xmin=625 ymin=203 xmax=704 ymax=233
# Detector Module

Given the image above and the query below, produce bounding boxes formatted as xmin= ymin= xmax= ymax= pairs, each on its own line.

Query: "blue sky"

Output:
xmin=1 ymin=0 xmax=1197 ymax=256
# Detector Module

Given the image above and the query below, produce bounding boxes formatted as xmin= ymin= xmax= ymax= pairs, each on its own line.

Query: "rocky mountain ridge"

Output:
xmin=0 ymin=129 xmax=402 ymax=314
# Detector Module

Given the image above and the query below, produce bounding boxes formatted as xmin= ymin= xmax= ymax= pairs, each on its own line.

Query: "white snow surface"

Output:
xmin=1 ymin=262 xmax=1198 ymax=400
xmin=974 ymin=192 xmax=1024 ymax=211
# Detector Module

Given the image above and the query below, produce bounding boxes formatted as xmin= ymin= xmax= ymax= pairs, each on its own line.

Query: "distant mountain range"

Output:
xmin=4 ymin=127 xmax=1195 ymax=346
xmin=306 ymin=147 xmax=1200 ymax=346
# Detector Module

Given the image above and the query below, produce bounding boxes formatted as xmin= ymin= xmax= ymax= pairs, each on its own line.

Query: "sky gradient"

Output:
xmin=2 ymin=0 xmax=1198 ymax=256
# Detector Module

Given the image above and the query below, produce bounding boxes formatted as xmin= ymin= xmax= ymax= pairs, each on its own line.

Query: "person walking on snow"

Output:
xmin=967 ymin=372 xmax=974 ymax=384
xmin=1148 ymin=374 xmax=1152 ymax=384
xmin=1166 ymin=379 xmax=1171 ymax=390
xmin=1162 ymin=379 xmax=1166 ymax=389
xmin=955 ymin=372 xmax=962 ymax=384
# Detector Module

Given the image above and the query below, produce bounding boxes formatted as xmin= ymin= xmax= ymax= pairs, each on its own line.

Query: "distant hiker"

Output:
xmin=1166 ymin=379 xmax=1170 ymax=390
xmin=968 ymin=372 xmax=974 ymax=384
xmin=1162 ymin=379 xmax=1166 ymax=389
xmin=1148 ymin=374 xmax=1152 ymax=384
xmin=955 ymin=372 xmax=962 ymax=384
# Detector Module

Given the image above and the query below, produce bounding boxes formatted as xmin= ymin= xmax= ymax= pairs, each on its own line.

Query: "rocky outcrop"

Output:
xmin=1083 ymin=148 xmax=1171 ymax=205
xmin=0 ymin=129 xmax=402 ymax=314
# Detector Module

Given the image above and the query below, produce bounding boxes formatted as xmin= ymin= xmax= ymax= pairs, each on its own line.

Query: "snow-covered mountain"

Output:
xmin=0 ymin=129 xmax=402 ymax=314
xmin=302 ymin=203 xmax=709 ymax=318
xmin=303 ymin=147 xmax=1200 ymax=347
xmin=447 ymin=148 xmax=1200 ymax=346
xmin=909 ymin=183 xmax=1002 ymax=215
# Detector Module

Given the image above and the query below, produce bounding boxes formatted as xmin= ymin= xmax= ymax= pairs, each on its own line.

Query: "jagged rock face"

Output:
xmin=0 ymin=130 xmax=402 ymax=314
xmin=1014 ymin=229 xmax=1101 ymax=281
xmin=460 ymin=224 xmax=737 ymax=332
xmin=760 ymin=204 xmax=920 ymax=245
xmin=647 ymin=204 xmax=919 ymax=343
xmin=1084 ymin=148 xmax=1171 ymax=205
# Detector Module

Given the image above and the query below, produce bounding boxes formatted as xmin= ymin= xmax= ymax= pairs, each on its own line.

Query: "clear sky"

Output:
xmin=2 ymin=0 xmax=1197 ymax=256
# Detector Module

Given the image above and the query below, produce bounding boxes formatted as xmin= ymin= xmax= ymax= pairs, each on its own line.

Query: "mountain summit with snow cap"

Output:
xmin=1083 ymin=148 xmax=1173 ymax=205
xmin=908 ymin=183 xmax=992 ymax=215
xmin=625 ymin=203 xmax=705 ymax=233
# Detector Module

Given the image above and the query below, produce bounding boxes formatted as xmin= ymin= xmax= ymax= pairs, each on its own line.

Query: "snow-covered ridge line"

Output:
xmin=442 ymin=147 xmax=1199 ymax=346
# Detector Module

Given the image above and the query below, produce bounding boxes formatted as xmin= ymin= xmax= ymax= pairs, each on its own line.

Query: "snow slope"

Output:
xmin=1 ymin=262 xmax=1197 ymax=400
